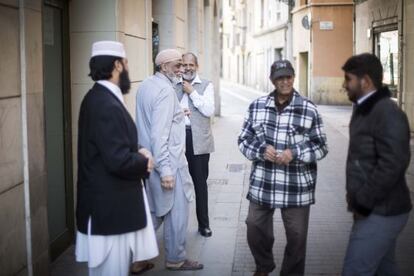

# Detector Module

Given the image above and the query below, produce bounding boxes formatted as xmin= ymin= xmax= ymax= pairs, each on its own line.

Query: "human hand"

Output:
xmin=275 ymin=149 xmax=293 ymax=165
xmin=183 ymin=81 xmax=194 ymax=94
xmin=138 ymin=148 xmax=154 ymax=173
xmin=161 ymin=175 xmax=175 ymax=189
xmin=264 ymin=145 xmax=278 ymax=162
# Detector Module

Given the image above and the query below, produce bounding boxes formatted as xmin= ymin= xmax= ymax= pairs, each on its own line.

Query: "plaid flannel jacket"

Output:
xmin=238 ymin=90 xmax=328 ymax=208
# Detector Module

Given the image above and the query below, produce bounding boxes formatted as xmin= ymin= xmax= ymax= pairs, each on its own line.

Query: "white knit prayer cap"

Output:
xmin=91 ymin=41 xmax=126 ymax=58
xmin=155 ymin=49 xmax=182 ymax=66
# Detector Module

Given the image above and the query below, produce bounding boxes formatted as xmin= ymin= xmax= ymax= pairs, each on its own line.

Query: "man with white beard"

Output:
xmin=175 ymin=53 xmax=215 ymax=237
xmin=135 ymin=49 xmax=203 ymax=271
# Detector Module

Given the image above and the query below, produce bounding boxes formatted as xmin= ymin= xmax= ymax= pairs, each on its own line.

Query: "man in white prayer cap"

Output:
xmin=75 ymin=40 xmax=158 ymax=276
xmin=135 ymin=49 xmax=204 ymax=270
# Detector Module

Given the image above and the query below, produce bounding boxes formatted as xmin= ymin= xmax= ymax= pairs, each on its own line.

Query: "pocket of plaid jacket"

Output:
xmin=252 ymin=123 xmax=266 ymax=143
xmin=288 ymin=126 xmax=306 ymax=145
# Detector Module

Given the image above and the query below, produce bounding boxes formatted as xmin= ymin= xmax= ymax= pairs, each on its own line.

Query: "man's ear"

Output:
xmin=114 ymin=59 xmax=123 ymax=72
xmin=361 ymin=75 xmax=373 ymax=90
xmin=160 ymin=63 xmax=167 ymax=72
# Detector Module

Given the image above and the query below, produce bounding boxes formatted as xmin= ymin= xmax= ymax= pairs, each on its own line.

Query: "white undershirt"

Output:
xmin=179 ymin=75 xmax=215 ymax=126
xmin=357 ymin=90 xmax=376 ymax=105
xmin=97 ymin=80 xmax=125 ymax=106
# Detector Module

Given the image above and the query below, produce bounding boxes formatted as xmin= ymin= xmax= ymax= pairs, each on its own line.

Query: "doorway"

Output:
xmin=374 ymin=29 xmax=399 ymax=100
xmin=43 ymin=0 xmax=74 ymax=261
xmin=299 ymin=52 xmax=309 ymax=98
xmin=152 ymin=21 xmax=160 ymax=73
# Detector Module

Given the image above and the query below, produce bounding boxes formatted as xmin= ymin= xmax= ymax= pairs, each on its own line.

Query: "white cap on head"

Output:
xmin=91 ymin=41 xmax=126 ymax=58
xmin=155 ymin=49 xmax=182 ymax=66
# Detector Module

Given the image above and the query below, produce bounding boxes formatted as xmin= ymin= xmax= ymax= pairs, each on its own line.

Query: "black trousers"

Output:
xmin=185 ymin=128 xmax=210 ymax=229
xmin=246 ymin=202 xmax=310 ymax=275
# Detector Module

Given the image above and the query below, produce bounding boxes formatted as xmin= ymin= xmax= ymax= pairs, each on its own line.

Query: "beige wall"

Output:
xmin=221 ymin=0 xmax=237 ymax=82
xmin=292 ymin=7 xmax=311 ymax=95
xmin=292 ymin=8 xmax=310 ymax=55
xmin=310 ymin=5 xmax=353 ymax=104
xmin=69 ymin=0 xmax=153 ymax=192
xmin=187 ymin=0 xmax=205 ymax=72
xmin=153 ymin=0 xmax=188 ymax=51
xmin=291 ymin=2 xmax=353 ymax=104
xmin=253 ymin=29 xmax=287 ymax=92
xmin=0 ymin=0 xmax=49 ymax=275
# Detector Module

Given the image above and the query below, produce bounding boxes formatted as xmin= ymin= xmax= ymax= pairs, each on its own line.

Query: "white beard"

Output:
xmin=183 ymin=71 xmax=196 ymax=81
xmin=165 ymin=72 xmax=180 ymax=84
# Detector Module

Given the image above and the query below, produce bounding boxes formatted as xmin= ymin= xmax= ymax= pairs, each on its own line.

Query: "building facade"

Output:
xmin=0 ymin=0 xmax=221 ymax=275
xmin=222 ymin=0 xmax=292 ymax=93
xmin=354 ymin=0 xmax=414 ymax=131
xmin=291 ymin=0 xmax=353 ymax=104
xmin=222 ymin=0 xmax=353 ymax=103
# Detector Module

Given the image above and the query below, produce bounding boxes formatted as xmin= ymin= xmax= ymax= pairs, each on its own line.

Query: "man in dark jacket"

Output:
xmin=75 ymin=41 xmax=158 ymax=275
xmin=342 ymin=53 xmax=412 ymax=275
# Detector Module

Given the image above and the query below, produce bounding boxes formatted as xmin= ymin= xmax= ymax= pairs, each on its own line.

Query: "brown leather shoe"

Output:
xmin=253 ymin=272 xmax=269 ymax=276
xmin=130 ymin=261 xmax=154 ymax=274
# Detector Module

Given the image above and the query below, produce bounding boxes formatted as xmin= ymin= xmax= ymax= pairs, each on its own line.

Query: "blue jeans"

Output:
xmin=342 ymin=212 xmax=409 ymax=276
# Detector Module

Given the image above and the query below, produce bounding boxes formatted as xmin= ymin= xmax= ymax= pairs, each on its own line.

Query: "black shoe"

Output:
xmin=198 ymin=227 xmax=212 ymax=237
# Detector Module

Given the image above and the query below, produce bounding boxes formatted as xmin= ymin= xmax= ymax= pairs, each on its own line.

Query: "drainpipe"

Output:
xmin=19 ymin=1 xmax=33 ymax=275
xmin=287 ymin=1 xmax=293 ymax=61
xmin=399 ymin=0 xmax=404 ymax=108
xmin=353 ymin=0 xmax=356 ymax=53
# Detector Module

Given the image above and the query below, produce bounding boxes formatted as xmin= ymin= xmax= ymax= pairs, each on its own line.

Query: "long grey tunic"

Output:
xmin=136 ymin=72 xmax=194 ymax=217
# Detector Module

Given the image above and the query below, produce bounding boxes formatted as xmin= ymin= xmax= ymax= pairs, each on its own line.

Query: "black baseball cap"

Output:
xmin=270 ymin=60 xmax=295 ymax=80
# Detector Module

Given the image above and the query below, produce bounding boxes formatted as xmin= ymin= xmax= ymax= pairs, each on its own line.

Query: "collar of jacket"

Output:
xmin=94 ymin=82 xmax=122 ymax=103
xmin=265 ymin=90 xmax=302 ymax=109
xmin=354 ymin=86 xmax=391 ymax=115
xmin=155 ymin=72 xmax=174 ymax=86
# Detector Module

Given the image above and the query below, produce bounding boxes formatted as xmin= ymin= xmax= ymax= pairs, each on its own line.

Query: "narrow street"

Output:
xmin=51 ymin=81 xmax=414 ymax=276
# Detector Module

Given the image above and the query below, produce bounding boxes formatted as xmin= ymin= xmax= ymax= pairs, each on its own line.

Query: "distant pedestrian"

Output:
xmin=176 ymin=52 xmax=215 ymax=237
xmin=238 ymin=60 xmax=328 ymax=276
xmin=135 ymin=49 xmax=203 ymax=271
xmin=342 ymin=53 xmax=412 ymax=276
xmin=75 ymin=41 xmax=158 ymax=276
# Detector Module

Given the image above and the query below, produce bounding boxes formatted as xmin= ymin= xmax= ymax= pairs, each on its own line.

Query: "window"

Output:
xmin=374 ymin=30 xmax=399 ymax=99
xmin=274 ymin=48 xmax=283 ymax=61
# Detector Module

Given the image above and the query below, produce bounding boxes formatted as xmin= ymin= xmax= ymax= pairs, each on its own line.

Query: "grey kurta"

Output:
xmin=136 ymin=72 xmax=194 ymax=217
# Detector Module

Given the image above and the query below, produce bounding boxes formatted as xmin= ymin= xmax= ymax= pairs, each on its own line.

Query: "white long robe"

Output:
xmin=75 ymin=186 xmax=158 ymax=268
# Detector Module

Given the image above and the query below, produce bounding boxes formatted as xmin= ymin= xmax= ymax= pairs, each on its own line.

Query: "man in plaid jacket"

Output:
xmin=238 ymin=60 xmax=328 ymax=276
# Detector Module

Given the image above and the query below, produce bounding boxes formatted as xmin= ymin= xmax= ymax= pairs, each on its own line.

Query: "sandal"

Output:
xmin=130 ymin=261 xmax=155 ymax=275
xmin=165 ymin=259 xmax=204 ymax=271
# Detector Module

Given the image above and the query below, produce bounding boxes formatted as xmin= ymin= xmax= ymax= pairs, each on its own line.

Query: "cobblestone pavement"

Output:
xmin=51 ymin=81 xmax=414 ymax=276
